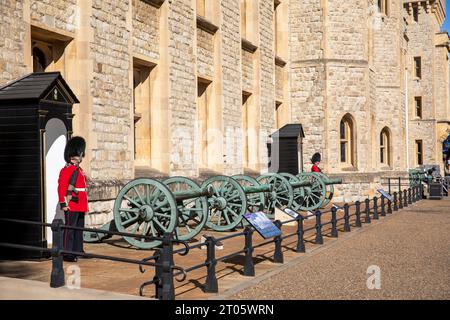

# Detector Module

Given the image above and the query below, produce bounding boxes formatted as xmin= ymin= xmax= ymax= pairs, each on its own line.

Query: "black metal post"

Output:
xmin=204 ymin=235 xmax=218 ymax=293
xmin=388 ymin=178 xmax=391 ymax=196
xmin=331 ymin=207 xmax=338 ymax=238
xmin=393 ymin=192 xmax=398 ymax=211
xmin=355 ymin=201 xmax=362 ymax=227
xmin=243 ymin=227 xmax=255 ymax=276
xmin=50 ymin=219 xmax=65 ymax=288
xmin=398 ymin=177 xmax=401 ymax=195
xmin=398 ymin=189 xmax=403 ymax=209
xmin=403 ymin=189 xmax=408 ymax=207
xmin=380 ymin=195 xmax=386 ymax=217
xmin=412 ymin=186 xmax=416 ymax=203
xmin=364 ymin=198 xmax=371 ymax=224
xmin=153 ymin=251 xmax=163 ymax=299
xmin=343 ymin=203 xmax=351 ymax=232
xmin=273 ymin=220 xmax=284 ymax=263
xmin=159 ymin=233 xmax=175 ymax=300
xmin=373 ymin=196 xmax=379 ymax=220
xmin=315 ymin=210 xmax=323 ymax=244
xmin=420 ymin=183 xmax=425 ymax=200
xmin=408 ymin=188 xmax=412 ymax=204
xmin=296 ymin=215 xmax=305 ymax=253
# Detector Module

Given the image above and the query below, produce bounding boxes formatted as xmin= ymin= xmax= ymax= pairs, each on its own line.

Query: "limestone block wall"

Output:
xmin=89 ymin=0 xmax=133 ymax=180
xmin=258 ymin=0 xmax=275 ymax=172
xmin=167 ymin=0 xmax=197 ymax=177
xmin=242 ymin=49 xmax=253 ymax=92
xmin=196 ymin=28 xmax=214 ymax=78
xmin=290 ymin=0 xmax=326 ymax=168
xmin=405 ymin=2 xmax=441 ymax=165
xmin=221 ymin=0 xmax=243 ymax=175
xmin=0 ymin=1 xmax=27 ymax=83
xmin=30 ymin=0 xmax=77 ymax=33
xmin=132 ymin=0 xmax=160 ymax=61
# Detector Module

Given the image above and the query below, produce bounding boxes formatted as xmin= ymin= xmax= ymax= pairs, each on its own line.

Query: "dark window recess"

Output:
xmin=415 ymin=97 xmax=422 ymax=118
xmin=416 ymin=140 xmax=423 ymax=165
xmin=340 ymin=142 xmax=346 ymax=163
xmin=414 ymin=57 xmax=422 ymax=79
xmin=32 ymin=47 xmax=47 ymax=72
xmin=413 ymin=6 xmax=419 ymax=22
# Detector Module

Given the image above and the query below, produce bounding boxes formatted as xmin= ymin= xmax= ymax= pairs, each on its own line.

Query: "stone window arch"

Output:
xmin=380 ymin=127 xmax=391 ymax=167
xmin=339 ymin=114 xmax=356 ymax=167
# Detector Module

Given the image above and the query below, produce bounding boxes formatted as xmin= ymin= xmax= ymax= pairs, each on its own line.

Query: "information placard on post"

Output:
xmin=283 ymin=208 xmax=299 ymax=219
xmin=243 ymin=212 xmax=282 ymax=239
xmin=377 ymin=188 xmax=392 ymax=201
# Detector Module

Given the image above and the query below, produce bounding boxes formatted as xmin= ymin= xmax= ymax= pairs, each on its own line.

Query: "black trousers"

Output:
xmin=63 ymin=211 xmax=85 ymax=257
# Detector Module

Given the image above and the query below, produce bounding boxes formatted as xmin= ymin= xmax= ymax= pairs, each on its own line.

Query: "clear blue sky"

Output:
xmin=442 ymin=0 xmax=450 ymax=32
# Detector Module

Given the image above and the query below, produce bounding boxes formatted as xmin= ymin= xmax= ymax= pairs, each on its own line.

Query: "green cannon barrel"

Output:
xmin=291 ymin=181 xmax=313 ymax=189
xmin=325 ymin=178 xmax=343 ymax=185
xmin=172 ymin=185 xmax=214 ymax=201
xmin=242 ymin=184 xmax=273 ymax=194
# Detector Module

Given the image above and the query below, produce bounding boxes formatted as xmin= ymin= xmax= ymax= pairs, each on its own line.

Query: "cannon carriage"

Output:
xmin=84 ymin=172 xmax=342 ymax=249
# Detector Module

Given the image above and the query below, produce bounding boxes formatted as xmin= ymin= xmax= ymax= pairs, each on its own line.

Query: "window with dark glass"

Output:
xmin=415 ymin=97 xmax=422 ymax=118
xmin=414 ymin=57 xmax=422 ymax=79
xmin=416 ymin=140 xmax=423 ymax=165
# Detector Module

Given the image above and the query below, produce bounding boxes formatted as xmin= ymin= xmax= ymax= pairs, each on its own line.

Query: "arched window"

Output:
xmin=380 ymin=127 xmax=391 ymax=166
xmin=339 ymin=115 xmax=355 ymax=166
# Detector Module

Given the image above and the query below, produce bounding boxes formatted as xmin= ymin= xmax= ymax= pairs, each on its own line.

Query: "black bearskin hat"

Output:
xmin=64 ymin=136 xmax=86 ymax=163
xmin=311 ymin=152 xmax=321 ymax=164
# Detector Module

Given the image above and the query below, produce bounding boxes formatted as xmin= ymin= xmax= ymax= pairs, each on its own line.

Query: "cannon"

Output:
xmin=255 ymin=173 xmax=313 ymax=213
xmin=201 ymin=175 xmax=272 ymax=232
xmin=84 ymin=178 xmax=214 ymax=249
xmin=295 ymin=172 xmax=342 ymax=211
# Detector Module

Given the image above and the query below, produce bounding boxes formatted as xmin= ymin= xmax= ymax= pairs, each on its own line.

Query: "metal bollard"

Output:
xmin=408 ymin=188 xmax=412 ymax=204
xmin=296 ymin=215 xmax=306 ymax=253
xmin=204 ymin=235 xmax=218 ymax=293
xmin=355 ymin=201 xmax=362 ymax=227
xmin=50 ymin=219 xmax=65 ymax=288
xmin=398 ymin=190 xmax=403 ymax=209
xmin=373 ymin=196 xmax=379 ymax=220
xmin=364 ymin=198 xmax=371 ymax=224
xmin=412 ymin=187 xmax=416 ymax=203
xmin=380 ymin=195 xmax=386 ymax=217
xmin=243 ymin=227 xmax=255 ymax=276
xmin=160 ymin=233 xmax=175 ymax=300
xmin=273 ymin=220 xmax=284 ymax=263
xmin=315 ymin=210 xmax=324 ymax=244
xmin=393 ymin=192 xmax=398 ymax=211
xmin=331 ymin=207 xmax=338 ymax=238
xmin=404 ymin=189 xmax=408 ymax=207
xmin=343 ymin=203 xmax=351 ymax=232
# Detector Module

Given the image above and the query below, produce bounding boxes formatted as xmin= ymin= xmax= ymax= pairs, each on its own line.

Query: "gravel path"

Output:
xmin=231 ymin=199 xmax=450 ymax=300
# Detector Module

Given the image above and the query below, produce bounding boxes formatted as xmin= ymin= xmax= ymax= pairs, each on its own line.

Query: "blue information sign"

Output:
xmin=243 ymin=211 xmax=282 ymax=239
xmin=377 ymin=188 xmax=392 ymax=201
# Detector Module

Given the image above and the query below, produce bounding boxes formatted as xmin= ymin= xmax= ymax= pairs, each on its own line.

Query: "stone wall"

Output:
xmin=132 ymin=0 xmax=160 ymax=61
xmin=221 ymin=0 xmax=242 ymax=175
xmin=196 ymin=28 xmax=214 ymax=78
xmin=30 ymin=0 xmax=77 ymax=33
xmin=89 ymin=0 xmax=134 ymax=180
xmin=0 ymin=0 xmax=27 ymax=84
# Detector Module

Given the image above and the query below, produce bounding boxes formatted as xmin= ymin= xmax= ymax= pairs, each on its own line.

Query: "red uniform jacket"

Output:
xmin=311 ymin=164 xmax=321 ymax=173
xmin=58 ymin=164 xmax=89 ymax=213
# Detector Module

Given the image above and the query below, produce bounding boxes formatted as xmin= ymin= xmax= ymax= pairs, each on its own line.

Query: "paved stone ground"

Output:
xmin=0 ymin=276 xmax=151 ymax=300
xmin=229 ymin=198 xmax=450 ymax=300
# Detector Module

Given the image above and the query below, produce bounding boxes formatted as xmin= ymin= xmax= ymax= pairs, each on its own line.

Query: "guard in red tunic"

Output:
xmin=311 ymin=152 xmax=322 ymax=173
xmin=58 ymin=136 xmax=88 ymax=262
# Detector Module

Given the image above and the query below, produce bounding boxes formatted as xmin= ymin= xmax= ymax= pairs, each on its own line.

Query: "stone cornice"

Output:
xmin=241 ymin=39 xmax=258 ymax=53
xmin=141 ymin=0 xmax=165 ymax=9
xmin=196 ymin=15 xmax=219 ymax=35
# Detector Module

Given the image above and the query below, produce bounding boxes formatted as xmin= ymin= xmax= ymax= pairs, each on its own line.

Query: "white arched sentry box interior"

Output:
xmin=45 ymin=118 xmax=67 ymax=244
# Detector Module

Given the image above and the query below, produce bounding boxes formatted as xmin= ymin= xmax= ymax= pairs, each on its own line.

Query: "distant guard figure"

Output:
xmin=311 ymin=153 xmax=322 ymax=173
xmin=58 ymin=136 xmax=88 ymax=262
